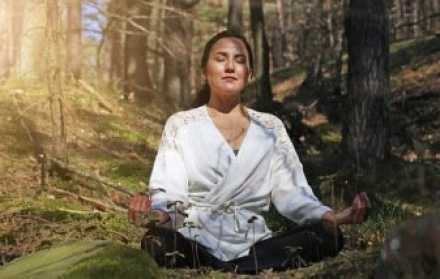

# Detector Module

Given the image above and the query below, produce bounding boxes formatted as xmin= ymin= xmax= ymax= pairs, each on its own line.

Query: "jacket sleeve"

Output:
xmin=148 ymin=114 xmax=189 ymax=218
xmin=270 ymin=118 xmax=331 ymax=225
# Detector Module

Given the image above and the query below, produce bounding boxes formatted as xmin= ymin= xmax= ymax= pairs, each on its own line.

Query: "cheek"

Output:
xmin=206 ymin=62 xmax=223 ymax=75
xmin=238 ymin=67 xmax=250 ymax=80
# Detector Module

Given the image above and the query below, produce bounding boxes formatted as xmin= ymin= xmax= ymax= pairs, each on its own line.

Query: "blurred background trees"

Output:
xmin=0 ymin=0 xmax=439 ymax=170
xmin=0 ymin=0 xmax=438 ymax=106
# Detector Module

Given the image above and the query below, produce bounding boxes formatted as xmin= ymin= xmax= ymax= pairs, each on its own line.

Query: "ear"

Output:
xmin=248 ymin=70 xmax=254 ymax=81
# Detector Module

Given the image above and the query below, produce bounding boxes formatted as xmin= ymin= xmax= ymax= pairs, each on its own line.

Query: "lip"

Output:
xmin=222 ymin=76 xmax=238 ymax=80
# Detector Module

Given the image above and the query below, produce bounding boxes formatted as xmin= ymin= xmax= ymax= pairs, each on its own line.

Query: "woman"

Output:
xmin=129 ymin=30 xmax=369 ymax=273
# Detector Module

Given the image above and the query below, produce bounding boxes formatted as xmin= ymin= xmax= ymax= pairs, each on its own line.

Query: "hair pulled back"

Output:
xmin=191 ymin=30 xmax=253 ymax=108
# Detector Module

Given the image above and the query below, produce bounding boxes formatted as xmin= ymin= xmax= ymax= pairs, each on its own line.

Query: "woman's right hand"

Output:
xmin=128 ymin=194 xmax=151 ymax=225
xmin=128 ymin=194 xmax=170 ymax=226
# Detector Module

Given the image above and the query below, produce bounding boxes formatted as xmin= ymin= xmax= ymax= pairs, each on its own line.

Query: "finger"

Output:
xmin=129 ymin=196 xmax=140 ymax=211
xmin=128 ymin=208 xmax=135 ymax=223
xmin=357 ymin=206 xmax=366 ymax=223
xmin=353 ymin=194 xmax=361 ymax=209
xmin=358 ymin=202 xmax=369 ymax=223
xmin=134 ymin=196 xmax=143 ymax=212
xmin=360 ymin=192 xmax=371 ymax=208
xmin=141 ymin=197 xmax=150 ymax=212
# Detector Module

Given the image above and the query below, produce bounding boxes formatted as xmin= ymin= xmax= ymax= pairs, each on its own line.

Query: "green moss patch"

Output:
xmin=0 ymin=241 xmax=163 ymax=279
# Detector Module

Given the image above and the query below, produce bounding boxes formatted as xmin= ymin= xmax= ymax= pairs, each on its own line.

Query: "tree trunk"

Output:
xmin=404 ymin=0 xmax=412 ymax=39
xmin=9 ymin=0 xmax=25 ymax=76
xmin=162 ymin=0 xmax=199 ymax=109
xmin=19 ymin=0 xmax=46 ymax=79
xmin=124 ymin=0 xmax=152 ymax=104
xmin=432 ymin=0 xmax=439 ymax=31
xmin=342 ymin=0 xmax=390 ymax=172
xmin=227 ymin=0 xmax=243 ymax=33
xmin=390 ymin=0 xmax=402 ymax=41
xmin=0 ymin=0 xmax=11 ymax=78
xmin=46 ymin=0 xmax=67 ymax=161
xmin=108 ymin=0 xmax=125 ymax=89
xmin=152 ymin=0 xmax=165 ymax=92
xmin=271 ymin=0 xmax=288 ymax=69
xmin=419 ymin=0 xmax=427 ymax=35
xmin=412 ymin=1 xmax=420 ymax=37
xmin=66 ymin=0 xmax=81 ymax=80
xmin=249 ymin=0 xmax=273 ymax=111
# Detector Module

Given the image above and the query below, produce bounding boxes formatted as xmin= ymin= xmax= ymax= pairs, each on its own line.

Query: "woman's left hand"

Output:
xmin=336 ymin=192 xmax=370 ymax=225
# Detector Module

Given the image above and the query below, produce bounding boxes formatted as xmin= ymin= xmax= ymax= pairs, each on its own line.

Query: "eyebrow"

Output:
xmin=214 ymin=51 xmax=246 ymax=57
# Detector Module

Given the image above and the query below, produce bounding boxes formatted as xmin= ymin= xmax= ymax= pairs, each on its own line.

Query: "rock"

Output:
xmin=0 ymin=240 xmax=164 ymax=279
xmin=374 ymin=212 xmax=440 ymax=279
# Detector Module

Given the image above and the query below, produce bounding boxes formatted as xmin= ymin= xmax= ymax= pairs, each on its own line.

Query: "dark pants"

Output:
xmin=141 ymin=222 xmax=344 ymax=274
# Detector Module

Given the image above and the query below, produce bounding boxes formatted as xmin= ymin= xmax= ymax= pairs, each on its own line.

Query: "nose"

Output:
xmin=225 ymin=59 xmax=235 ymax=72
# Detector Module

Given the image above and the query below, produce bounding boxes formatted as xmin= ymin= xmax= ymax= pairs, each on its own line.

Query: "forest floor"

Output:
xmin=0 ymin=35 xmax=439 ymax=278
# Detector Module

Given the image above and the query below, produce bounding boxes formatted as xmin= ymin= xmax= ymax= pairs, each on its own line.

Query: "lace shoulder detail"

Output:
xmin=158 ymin=106 xmax=206 ymax=153
xmin=248 ymin=109 xmax=301 ymax=167
xmin=247 ymin=108 xmax=278 ymax=129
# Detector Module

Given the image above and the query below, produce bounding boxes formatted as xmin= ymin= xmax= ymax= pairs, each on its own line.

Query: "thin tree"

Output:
xmin=227 ymin=0 xmax=243 ymax=33
xmin=249 ymin=0 xmax=273 ymax=111
xmin=46 ymin=0 xmax=67 ymax=161
xmin=108 ymin=0 xmax=125 ymax=88
xmin=124 ymin=0 xmax=153 ymax=104
xmin=342 ymin=0 xmax=390 ymax=172
xmin=433 ymin=0 xmax=440 ymax=31
xmin=271 ymin=0 xmax=288 ymax=69
xmin=162 ymin=0 xmax=199 ymax=108
xmin=66 ymin=0 xmax=82 ymax=80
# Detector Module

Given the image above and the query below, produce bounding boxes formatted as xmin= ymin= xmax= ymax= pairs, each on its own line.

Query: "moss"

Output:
xmin=101 ymin=213 xmax=132 ymax=234
xmin=0 ymin=241 xmax=163 ymax=279
xmin=106 ymin=160 xmax=150 ymax=193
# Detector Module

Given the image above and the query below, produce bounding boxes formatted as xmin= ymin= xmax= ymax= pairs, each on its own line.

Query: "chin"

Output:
xmin=223 ymin=88 xmax=243 ymax=95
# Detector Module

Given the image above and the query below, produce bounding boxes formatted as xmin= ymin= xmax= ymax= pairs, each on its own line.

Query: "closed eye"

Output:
xmin=235 ymin=55 xmax=246 ymax=63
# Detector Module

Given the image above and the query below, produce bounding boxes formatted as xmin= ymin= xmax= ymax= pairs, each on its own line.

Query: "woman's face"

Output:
xmin=204 ymin=37 xmax=252 ymax=98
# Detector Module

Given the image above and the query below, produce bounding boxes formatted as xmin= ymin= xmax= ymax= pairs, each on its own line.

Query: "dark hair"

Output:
xmin=191 ymin=30 xmax=254 ymax=108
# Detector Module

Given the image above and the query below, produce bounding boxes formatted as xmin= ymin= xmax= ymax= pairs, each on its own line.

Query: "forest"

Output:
xmin=0 ymin=0 xmax=439 ymax=278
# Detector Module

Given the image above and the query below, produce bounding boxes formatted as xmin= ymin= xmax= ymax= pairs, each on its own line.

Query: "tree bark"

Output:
xmin=9 ymin=0 xmax=25 ymax=76
xmin=46 ymin=0 xmax=67 ymax=161
xmin=432 ymin=0 xmax=439 ymax=30
xmin=249 ymin=0 xmax=273 ymax=111
xmin=271 ymin=0 xmax=288 ymax=69
xmin=66 ymin=0 xmax=82 ymax=80
xmin=0 ymin=0 xmax=12 ymax=78
xmin=124 ymin=0 xmax=152 ymax=104
xmin=162 ymin=0 xmax=199 ymax=108
xmin=390 ymin=0 xmax=402 ymax=41
xmin=108 ymin=0 xmax=125 ymax=88
xmin=412 ymin=1 xmax=420 ymax=37
xmin=342 ymin=0 xmax=390 ymax=171
xmin=19 ymin=0 xmax=46 ymax=79
xmin=152 ymin=0 xmax=165 ymax=92
xmin=227 ymin=0 xmax=243 ymax=33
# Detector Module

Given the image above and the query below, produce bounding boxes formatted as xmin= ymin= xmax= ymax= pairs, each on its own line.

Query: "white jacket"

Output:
xmin=149 ymin=105 xmax=331 ymax=261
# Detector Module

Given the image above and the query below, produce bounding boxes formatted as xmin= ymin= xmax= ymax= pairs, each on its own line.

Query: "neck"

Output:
xmin=207 ymin=92 xmax=241 ymax=114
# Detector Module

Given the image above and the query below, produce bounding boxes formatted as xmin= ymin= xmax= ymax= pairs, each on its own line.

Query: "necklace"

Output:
xmin=207 ymin=107 xmax=248 ymax=147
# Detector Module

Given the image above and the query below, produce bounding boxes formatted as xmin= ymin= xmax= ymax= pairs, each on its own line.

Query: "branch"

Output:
xmin=49 ymin=158 xmax=134 ymax=197
xmin=50 ymin=187 xmax=127 ymax=213
xmin=77 ymin=79 xmax=114 ymax=113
